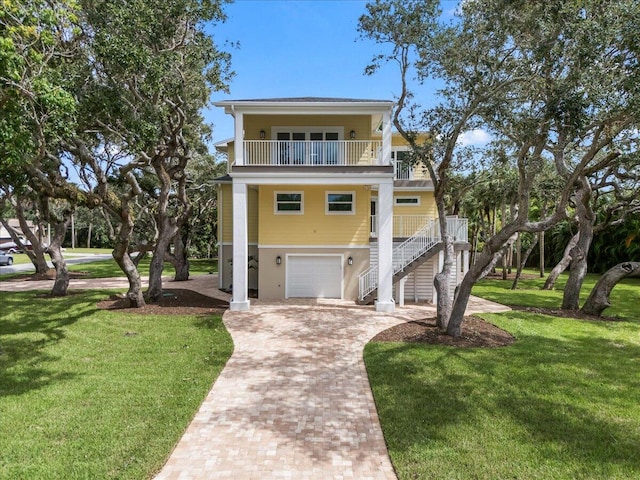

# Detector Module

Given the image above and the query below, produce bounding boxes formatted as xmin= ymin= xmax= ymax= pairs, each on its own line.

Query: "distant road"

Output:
xmin=0 ymin=253 xmax=113 ymax=276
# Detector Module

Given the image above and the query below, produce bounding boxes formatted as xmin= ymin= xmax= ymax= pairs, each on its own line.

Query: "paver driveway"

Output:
xmin=154 ymin=297 xmax=510 ymax=480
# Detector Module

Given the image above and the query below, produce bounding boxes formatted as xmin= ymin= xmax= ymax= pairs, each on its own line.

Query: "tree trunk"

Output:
xmin=48 ymin=216 xmax=71 ymax=296
xmin=511 ymin=234 xmax=538 ymax=290
xmin=543 ymin=232 xmax=579 ymax=290
xmin=539 ymin=230 xmax=545 ymax=277
xmin=434 ymin=207 xmax=455 ymax=330
xmin=1 ymin=202 xmax=49 ymax=274
xmin=448 ymin=230 xmax=518 ymax=337
xmin=87 ymin=222 xmax=92 ymax=249
xmin=148 ymin=226 xmax=174 ymax=302
xmin=171 ymin=229 xmax=190 ymax=281
xmin=112 ymin=206 xmax=145 ymax=308
xmin=562 ymin=179 xmax=594 ymax=310
xmin=581 ymin=262 xmax=640 ymax=316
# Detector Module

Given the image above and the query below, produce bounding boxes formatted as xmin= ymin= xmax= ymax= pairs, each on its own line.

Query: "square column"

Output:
xmin=230 ymin=181 xmax=250 ymax=311
xmin=233 ymin=112 xmax=244 ymax=166
xmin=376 ymin=180 xmax=395 ymax=312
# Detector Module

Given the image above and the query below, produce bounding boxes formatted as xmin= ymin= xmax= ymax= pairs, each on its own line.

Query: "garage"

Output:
xmin=286 ymin=255 xmax=342 ymax=298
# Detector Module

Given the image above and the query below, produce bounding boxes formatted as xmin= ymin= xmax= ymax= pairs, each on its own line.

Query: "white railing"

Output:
xmin=359 ymin=219 xmax=440 ymax=301
xmin=359 ymin=216 xmax=469 ymax=301
xmin=393 ymin=159 xmax=414 ymax=180
xmin=371 ymin=215 xmax=430 ymax=238
xmin=446 ymin=216 xmax=468 ymax=242
xmin=240 ymin=140 xmax=384 ymax=166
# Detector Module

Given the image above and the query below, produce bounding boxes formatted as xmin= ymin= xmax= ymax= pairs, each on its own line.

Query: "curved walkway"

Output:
xmin=0 ymin=274 xmax=510 ymax=479
xmin=155 ymin=295 xmax=510 ymax=480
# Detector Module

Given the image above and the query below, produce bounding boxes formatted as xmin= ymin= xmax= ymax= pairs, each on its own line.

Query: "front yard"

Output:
xmin=0 ymin=290 xmax=232 ymax=479
xmin=366 ymin=273 xmax=640 ymax=479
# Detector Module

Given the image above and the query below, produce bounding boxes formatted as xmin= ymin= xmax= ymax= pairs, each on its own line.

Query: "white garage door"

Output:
xmin=286 ymin=255 xmax=342 ymax=299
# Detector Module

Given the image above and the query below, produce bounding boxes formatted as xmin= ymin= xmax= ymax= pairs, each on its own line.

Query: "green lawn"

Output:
xmin=0 ymin=290 xmax=233 ymax=479
xmin=0 ymin=253 xmax=32 ymax=265
xmin=366 ymin=273 xmax=640 ymax=479
xmin=68 ymin=257 xmax=218 ymax=278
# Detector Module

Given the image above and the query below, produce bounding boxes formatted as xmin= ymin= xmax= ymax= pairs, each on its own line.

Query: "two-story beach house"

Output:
xmin=214 ymin=97 xmax=470 ymax=312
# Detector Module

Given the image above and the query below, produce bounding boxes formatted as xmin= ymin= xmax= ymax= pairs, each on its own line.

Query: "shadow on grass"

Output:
xmin=366 ymin=328 xmax=640 ymax=476
xmin=0 ymin=291 xmax=101 ymax=397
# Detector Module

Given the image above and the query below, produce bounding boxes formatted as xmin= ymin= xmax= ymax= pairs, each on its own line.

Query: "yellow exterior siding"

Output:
xmin=259 ymin=185 xmax=370 ymax=246
xmin=244 ymin=115 xmax=373 ymax=140
xmin=219 ymin=184 xmax=258 ymax=244
xmin=393 ymin=191 xmax=436 ymax=218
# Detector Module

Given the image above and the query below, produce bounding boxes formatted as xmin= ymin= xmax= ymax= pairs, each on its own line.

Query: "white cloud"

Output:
xmin=458 ymin=129 xmax=492 ymax=147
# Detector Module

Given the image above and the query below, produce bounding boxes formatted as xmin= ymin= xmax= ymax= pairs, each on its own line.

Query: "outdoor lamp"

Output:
xmin=260 ymin=129 xmax=266 ymax=139
xmin=350 ymin=130 xmax=356 ymax=139
xmin=276 ymin=255 xmax=282 ymax=265
xmin=348 ymin=256 xmax=353 ymax=265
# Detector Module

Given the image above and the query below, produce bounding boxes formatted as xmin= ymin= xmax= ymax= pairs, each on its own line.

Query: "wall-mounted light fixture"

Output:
xmin=347 ymin=256 xmax=353 ymax=266
xmin=260 ymin=129 xmax=266 ymax=139
xmin=276 ymin=255 xmax=282 ymax=265
xmin=349 ymin=130 xmax=356 ymax=139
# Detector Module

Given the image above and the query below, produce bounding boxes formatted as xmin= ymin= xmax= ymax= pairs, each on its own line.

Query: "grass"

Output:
xmin=0 ymin=255 xmax=218 ymax=279
xmin=365 ymin=272 xmax=640 ymax=479
xmin=68 ymin=257 xmax=218 ymax=279
xmin=0 ymin=253 xmax=32 ymax=265
xmin=0 ymin=290 xmax=233 ymax=479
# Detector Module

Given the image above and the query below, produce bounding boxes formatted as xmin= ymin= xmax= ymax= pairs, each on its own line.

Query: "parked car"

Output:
xmin=0 ymin=240 xmax=25 ymax=253
xmin=0 ymin=252 xmax=14 ymax=266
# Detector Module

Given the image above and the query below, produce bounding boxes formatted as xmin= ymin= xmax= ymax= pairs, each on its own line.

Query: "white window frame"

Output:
xmin=394 ymin=196 xmax=421 ymax=206
xmin=326 ymin=191 xmax=356 ymax=215
xmin=274 ymin=191 xmax=304 ymax=215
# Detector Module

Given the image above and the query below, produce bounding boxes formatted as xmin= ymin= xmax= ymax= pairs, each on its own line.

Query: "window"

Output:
xmin=275 ymin=192 xmax=303 ymax=214
xmin=394 ymin=196 xmax=420 ymax=206
xmin=326 ymin=192 xmax=355 ymax=215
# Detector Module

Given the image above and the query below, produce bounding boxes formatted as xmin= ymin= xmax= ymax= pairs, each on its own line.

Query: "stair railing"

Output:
xmin=358 ymin=218 xmax=440 ymax=301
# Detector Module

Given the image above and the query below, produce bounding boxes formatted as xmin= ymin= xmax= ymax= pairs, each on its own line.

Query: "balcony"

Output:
xmin=371 ymin=215 xmax=468 ymax=242
xmin=393 ymin=159 xmax=414 ymax=180
xmin=238 ymin=140 xmax=384 ymax=167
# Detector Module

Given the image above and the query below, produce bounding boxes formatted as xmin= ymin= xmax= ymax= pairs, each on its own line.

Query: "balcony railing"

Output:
xmin=393 ymin=159 xmax=414 ymax=180
xmin=239 ymin=140 xmax=384 ymax=166
xmin=370 ymin=215 xmax=468 ymax=242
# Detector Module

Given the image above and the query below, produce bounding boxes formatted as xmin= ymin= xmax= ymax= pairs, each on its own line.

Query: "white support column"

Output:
xmin=376 ymin=180 xmax=395 ymax=312
xmin=234 ymin=111 xmax=244 ymax=166
xmin=397 ymin=276 xmax=408 ymax=307
xmin=230 ymin=181 xmax=250 ymax=311
xmin=381 ymin=110 xmax=392 ymax=166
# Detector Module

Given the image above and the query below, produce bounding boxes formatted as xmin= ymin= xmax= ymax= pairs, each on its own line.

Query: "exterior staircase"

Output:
xmin=358 ymin=219 xmax=441 ymax=305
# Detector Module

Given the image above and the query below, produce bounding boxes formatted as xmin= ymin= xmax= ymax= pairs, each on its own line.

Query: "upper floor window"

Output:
xmin=275 ymin=192 xmax=303 ymax=214
xmin=394 ymin=196 xmax=420 ymax=206
xmin=326 ymin=192 xmax=355 ymax=215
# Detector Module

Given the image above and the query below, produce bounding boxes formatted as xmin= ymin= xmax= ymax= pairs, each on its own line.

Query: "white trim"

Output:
xmin=285 ymin=253 xmax=344 ymax=300
xmin=258 ymin=244 xmax=369 ymax=249
xmin=221 ymin=242 xmax=259 ymax=246
xmin=218 ymin=185 xmax=224 ymax=289
xmin=394 ymin=196 xmax=421 ymax=206
xmin=326 ymin=191 xmax=356 ymax=215
xmin=229 ymin=172 xmax=394 ymax=185
xmin=274 ymin=191 xmax=304 ymax=215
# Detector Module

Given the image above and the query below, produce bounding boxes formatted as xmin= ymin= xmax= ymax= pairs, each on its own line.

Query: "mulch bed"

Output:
xmin=372 ymin=316 xmax=515 ymax=348
xmin=97 ymin=289 xmax=228 ymax=316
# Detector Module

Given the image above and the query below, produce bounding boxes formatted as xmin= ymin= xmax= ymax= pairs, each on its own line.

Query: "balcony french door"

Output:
xmin=274 ymin=129 xmax=341 ymax=165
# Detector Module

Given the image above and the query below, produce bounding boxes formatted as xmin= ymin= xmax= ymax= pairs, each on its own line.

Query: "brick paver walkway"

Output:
xmin=154 ymin=296 xmax=510 ymax=480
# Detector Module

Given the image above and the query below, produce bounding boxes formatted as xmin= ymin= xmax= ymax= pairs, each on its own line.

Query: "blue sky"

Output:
xmin=204 ymin=0 xmax=461 ymax=143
